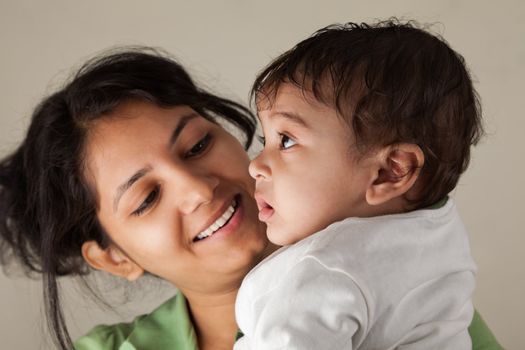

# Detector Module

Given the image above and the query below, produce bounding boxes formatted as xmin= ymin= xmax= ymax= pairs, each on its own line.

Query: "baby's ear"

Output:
xmin=81 ymin=241 xmax=144 ymax=281
xmin=366 ymin=143 xmax=424 ymax=206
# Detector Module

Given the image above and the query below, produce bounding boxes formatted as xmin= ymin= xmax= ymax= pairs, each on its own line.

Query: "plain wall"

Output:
xmin=1 ymin=0 xmax=523 ymax=348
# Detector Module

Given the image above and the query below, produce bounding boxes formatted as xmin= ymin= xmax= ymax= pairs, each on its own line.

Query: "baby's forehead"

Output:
xmin=256 ymin=84 xmax=352 ymax=133
xmin=255 ymin=82 xmax=334 ymax=113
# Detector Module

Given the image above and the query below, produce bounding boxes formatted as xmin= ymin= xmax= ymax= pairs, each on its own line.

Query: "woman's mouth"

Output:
xmin=193 ymin=196 xmax=240 ymax=242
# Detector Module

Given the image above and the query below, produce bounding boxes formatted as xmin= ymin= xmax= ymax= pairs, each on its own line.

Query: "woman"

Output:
xmin=0 ymin=48 xmax=502 ymax=350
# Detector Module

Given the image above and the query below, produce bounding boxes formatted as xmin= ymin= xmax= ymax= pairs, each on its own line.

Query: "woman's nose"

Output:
xmin=177 ymin=171 xmax=219 ymax=214
xmin=248 ymin=151 xmax=271 ymax=181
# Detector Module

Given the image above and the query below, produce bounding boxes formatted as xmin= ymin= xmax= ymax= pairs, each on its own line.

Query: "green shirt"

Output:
xmin=74 ymin=293 xmax=197 ymax=350
xmin=75 ymin=293 xmax=503 ymax=350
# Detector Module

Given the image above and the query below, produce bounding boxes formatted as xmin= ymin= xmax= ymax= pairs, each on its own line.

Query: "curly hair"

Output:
xmin=253 ymin=19 xmax=483 ymax=209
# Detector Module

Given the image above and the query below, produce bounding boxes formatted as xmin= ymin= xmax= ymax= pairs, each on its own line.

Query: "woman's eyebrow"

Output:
xmin=113 ymin=112 xmax=199 ymax=213
xmin=169 ymin=112 xmax=199 ymax=147
xmin=113 ymin=167 xmax=152 ymax=213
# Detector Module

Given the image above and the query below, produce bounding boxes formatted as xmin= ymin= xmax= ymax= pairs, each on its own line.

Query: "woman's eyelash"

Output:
xmin=132 ymin=185 xmax=160 ymax=216
xmin=185 ymin=133 xmax=212 ymax=158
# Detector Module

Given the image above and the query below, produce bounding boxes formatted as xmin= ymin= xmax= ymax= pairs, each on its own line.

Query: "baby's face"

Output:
xmin=249 ymin=84 xmax=377 ymax=245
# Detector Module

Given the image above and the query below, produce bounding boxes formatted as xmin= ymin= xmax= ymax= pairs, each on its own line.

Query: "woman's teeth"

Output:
xmin=195 ymin=200 xmax=237 ymax=241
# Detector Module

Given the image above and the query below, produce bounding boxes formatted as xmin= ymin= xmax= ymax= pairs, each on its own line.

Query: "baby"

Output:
xmin=235 ymin=20 xmax=481 ymax=349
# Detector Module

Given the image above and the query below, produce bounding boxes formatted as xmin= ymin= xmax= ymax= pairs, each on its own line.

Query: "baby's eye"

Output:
xmin=279 ymin=134 xmax=297 ymax=150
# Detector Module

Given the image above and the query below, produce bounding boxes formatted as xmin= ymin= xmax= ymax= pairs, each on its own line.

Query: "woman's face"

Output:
xmin=84 ymin=100 xmax=268 ymax=294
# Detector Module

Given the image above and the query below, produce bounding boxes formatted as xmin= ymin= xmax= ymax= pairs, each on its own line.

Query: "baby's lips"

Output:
xmin=254 ymin=193 xmax=272 ymax=211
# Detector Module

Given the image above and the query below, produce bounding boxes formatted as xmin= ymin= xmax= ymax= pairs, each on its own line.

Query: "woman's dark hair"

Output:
xmin=253 ymin=19 xmax=483 ymax=209
xmin=0 ymin=47 xmax=256 ymax=349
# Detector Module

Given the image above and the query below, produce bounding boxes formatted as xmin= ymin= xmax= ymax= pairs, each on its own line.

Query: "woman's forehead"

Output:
xmin=83 ymin=103 xmax=196 ymax=197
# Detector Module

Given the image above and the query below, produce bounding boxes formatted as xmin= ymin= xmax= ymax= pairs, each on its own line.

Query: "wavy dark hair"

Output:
xmin=0 ymin=48 xmax=256 ymax=349
xmin=253 ymin=19 xmax=483 ymax=209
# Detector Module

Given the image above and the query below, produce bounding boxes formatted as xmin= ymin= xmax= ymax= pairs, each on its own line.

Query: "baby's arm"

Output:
xmin=235 ymin=256 xmax=368 ymax=350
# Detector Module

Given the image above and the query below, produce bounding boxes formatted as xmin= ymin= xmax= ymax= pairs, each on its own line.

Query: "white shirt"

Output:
xmin=235 ymin=200 xmax=476 ymax=349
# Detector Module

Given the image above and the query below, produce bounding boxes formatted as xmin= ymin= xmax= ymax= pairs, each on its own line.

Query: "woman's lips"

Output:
xmin=194 ymin=194 xmax=243 ymax=243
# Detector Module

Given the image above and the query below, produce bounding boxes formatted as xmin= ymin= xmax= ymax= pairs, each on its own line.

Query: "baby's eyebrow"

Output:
xmin=272 ymin=111 xmax=309 ymax=129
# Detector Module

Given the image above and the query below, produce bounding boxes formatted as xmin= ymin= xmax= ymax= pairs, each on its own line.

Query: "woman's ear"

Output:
xmin=366 ymin=143 xmax=424 ymax=206
xmin=81 ymin=241 xmax=144 ymax=281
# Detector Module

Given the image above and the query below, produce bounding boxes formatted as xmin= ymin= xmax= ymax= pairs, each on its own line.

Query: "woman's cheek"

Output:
xmin=216 ymin=141 xmax=253 ymax=189
xmin=125 ymin=218 xmax=177 ymax=255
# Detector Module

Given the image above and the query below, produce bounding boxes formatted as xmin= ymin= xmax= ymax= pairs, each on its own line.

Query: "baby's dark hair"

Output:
xmin=0 ymin=48 xmax=256 ymax=349
xmin=253 ymin=19 xmax=483 ymax=209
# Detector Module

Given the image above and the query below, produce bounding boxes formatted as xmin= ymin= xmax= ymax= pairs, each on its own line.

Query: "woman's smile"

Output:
xmin=194 ymin=194 xmax=242 ymax=242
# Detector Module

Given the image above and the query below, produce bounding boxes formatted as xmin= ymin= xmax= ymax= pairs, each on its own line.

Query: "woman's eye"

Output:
xmin=279 ymin=134 xmax=297 ymax=150
xmin=132 ymin=186 xmax=160 ymax=216
xmin=185 ymin=133 xmax=212 ymax=158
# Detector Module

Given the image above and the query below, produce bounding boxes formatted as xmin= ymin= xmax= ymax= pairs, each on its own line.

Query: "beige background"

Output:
xmin=1 ymin=0 xmax=523 ymax=349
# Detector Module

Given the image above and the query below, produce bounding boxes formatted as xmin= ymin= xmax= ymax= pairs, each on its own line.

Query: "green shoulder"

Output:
xmin=470 ymin=310 xmax=504 ymax=350
xmin=74 ymin=318 xmax=142 ymax=350
xmin=74 ymin=293 xmax=197 ymax=350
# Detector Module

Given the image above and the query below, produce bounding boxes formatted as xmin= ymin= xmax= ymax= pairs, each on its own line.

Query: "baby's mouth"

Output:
xmin=255 ymin=197 xmax=275 ymax=222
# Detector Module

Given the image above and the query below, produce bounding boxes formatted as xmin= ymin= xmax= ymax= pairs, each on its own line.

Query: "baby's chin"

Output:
xmin=266 ymin=225 xmax=302 ymax=246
